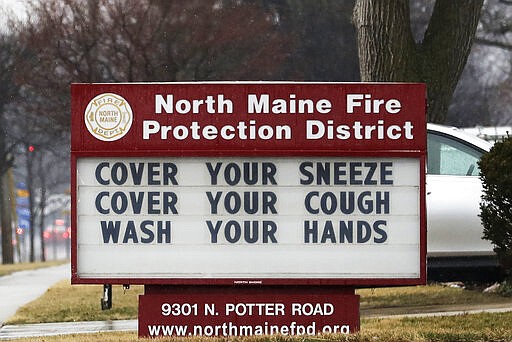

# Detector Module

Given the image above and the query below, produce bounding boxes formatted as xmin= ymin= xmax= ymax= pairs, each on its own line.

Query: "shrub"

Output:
xmin=498 ymin=279 xmax=512 ymax=297
xmin=479 ymin=135 xmax=512 ymax=274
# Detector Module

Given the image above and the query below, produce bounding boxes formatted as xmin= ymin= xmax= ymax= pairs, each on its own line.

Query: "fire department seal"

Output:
xmin=84 ymin=93 xmax=133 ymax=141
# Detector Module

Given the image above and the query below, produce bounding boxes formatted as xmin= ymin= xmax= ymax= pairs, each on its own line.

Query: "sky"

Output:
xmin=0 ymin=0 xmax=26 ymax=32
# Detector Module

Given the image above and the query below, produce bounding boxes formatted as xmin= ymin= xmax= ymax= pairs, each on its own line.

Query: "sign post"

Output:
xmin=71 ymin=82 xmax=426 ymax=337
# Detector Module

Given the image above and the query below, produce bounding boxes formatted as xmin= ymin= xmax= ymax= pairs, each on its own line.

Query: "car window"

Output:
xmin=427 ymin=132 xmax=483 ymax=176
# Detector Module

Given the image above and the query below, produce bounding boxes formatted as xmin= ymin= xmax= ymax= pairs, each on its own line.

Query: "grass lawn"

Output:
xmin=10 ymin=312 xmax=512 ymax=342
xmin=357 ymin=284 xmax=510 ymax=309
xmin=6 ymin=280 xmax=512 ymax=341
xmin=360 ymin=311 xmax=512 ymax=341
xmin=8 ymin=281 xmax=512 ymax=324
xmin=7 ymin=280 xmax=144 ymax=324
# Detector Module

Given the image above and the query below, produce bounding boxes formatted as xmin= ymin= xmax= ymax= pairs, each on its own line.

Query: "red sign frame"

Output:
xmin=71 ymin=82 xmax=427 ymax=287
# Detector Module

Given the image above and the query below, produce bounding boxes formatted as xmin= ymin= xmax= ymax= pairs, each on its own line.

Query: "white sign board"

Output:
xmin=76 ymin=156 xmax=420 ymax=281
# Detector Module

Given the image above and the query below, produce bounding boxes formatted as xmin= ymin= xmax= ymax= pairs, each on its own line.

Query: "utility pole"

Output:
xmin=27 ymin=145 xmax=35 ymax=262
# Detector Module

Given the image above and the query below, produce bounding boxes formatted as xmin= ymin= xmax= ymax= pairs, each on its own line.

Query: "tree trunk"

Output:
xmin=0 ymin=118 xmax=14 ymax=264
xmin=420 ymin=0 xmax=484 ymax=123
xmin=353 ymin=0 xmax=483 ymax=123
xmin=38 ymin=153 xmax=46 ymax=262
xmin=353 ymin=0 xmax=418 ymax=82
xmin=0 ymin=172 xmax=14 ymax=264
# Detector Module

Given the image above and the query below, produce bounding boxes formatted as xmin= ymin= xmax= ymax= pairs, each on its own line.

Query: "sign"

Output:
xmin=16 ymin=183 xmax=30 ymax=230
xmin=139 ymin=287 xmax=359 ymax=337
xmin=71 ymin=82 xmax=426 ymax=286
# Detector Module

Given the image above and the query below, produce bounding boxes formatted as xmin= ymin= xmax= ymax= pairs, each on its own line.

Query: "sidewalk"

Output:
xmin=0 ymin=263 xmax=70 ymax=325
xmin=0 ymin=320 xmax=136 ymax=339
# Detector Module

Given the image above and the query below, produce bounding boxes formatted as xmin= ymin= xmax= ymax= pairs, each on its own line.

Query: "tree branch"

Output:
xmin=474 ymin=37 xmax=512 ymax=51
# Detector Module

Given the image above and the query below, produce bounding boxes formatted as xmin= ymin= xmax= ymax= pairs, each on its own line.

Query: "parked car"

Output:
xmin=426 ymin=123 xmax=499 ymax=280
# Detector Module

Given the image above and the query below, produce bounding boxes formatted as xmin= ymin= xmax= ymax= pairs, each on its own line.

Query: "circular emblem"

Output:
xmin=84 ymin=93 xmax=133 ymax=141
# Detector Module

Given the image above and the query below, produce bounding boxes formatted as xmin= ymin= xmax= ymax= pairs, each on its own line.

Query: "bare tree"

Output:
xmin=4 ymin=90 xmax=71 ymax=262
xmin=353 ymin=0 xmax=483 ymax=123
xmin=431 ymin=0 xmax=511 ymax=126
xmin=0 ymin=33 xmax=20 ymax=264
xmin=14 ymin=0 xmax=292 ymax=130
xmin=272 ymin=0 xmax=359 ymax=81
xmin=7 ymin=0 xmax=293 ymax=261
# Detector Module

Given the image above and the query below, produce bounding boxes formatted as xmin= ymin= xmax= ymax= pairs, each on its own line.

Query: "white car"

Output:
xmin=426 ymin=123 xmax=498 ymax=278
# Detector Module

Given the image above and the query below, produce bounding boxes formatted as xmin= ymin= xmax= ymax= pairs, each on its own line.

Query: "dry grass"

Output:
xmin=361 ymin=311 xmax=512 ymax=341
xmin=0 ymin=260 xmax=68 ymax=277
xmin=8 ymin=281 xmax=511 ymax=325
xmin=8 ymin=281 xmax=512 ymax=325
xmin=9 ymin=312 xmax=512 ymax=342
xmin=6 ymin=281 xmax=512 ymax=341
xmin=7 ymin=280 xmax=144 ymax=324
xmin=357 ymin=284 xmax=509 ymax=309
